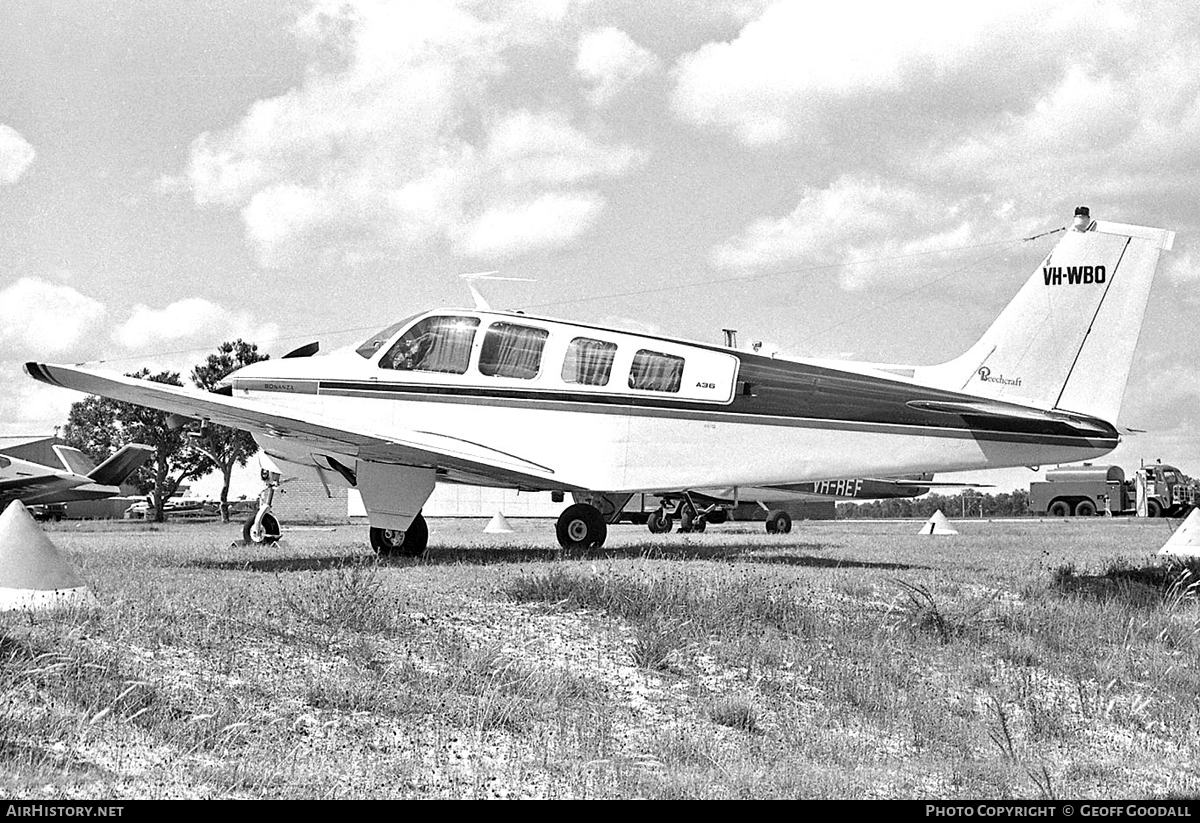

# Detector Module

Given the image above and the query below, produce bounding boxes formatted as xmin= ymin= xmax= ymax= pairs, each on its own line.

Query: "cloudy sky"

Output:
xmin=2 ymin=0 xmax=1198 ymax=491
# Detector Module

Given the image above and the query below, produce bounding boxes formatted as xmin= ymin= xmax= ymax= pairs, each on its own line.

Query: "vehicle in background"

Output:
xmin=28 ymin=503 xmax=67 ymax=522
xmin=1029 ymin=462 xmax=1200 ymax=517
xmin=123 ymin=498 xmax=221 ymax=520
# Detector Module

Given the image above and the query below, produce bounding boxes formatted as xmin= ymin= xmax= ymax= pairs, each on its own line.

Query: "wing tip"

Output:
xmin=23 ymin=362 xmax=56 ymax=386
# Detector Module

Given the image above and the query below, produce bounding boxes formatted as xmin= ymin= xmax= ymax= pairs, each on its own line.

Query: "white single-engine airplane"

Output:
xmin=0 ymin=443 xmax=154 ymax=510
xmin=25 ymin=208 xmax=1174 ymax=554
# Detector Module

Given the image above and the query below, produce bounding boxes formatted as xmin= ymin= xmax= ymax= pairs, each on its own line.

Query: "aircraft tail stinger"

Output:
xmin=914 ymin=208 xmax=1174 ymax=425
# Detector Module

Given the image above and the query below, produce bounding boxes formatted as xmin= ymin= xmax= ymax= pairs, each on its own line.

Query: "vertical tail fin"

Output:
xmin=915 ymin=208 xmax=1174 ymax=423
xmin=52 ymin=445 xmax=96 ymax=477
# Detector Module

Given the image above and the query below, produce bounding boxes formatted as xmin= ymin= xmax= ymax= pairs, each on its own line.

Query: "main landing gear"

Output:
xmin=646 ymin=495 xmax=727 ymax=534
xmin=370 ymin=512 xmax=430 ymax=558
xmin=556 ymin=503 xmax=607 ymax=550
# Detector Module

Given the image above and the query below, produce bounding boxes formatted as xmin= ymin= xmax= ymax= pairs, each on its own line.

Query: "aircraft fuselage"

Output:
xmin=230 ymin=308 xmax=1118 ymax=494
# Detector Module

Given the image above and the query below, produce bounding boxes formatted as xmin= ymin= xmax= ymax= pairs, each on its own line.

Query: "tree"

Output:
xmin=63 ymin=369 xmax=210 ymax=522
xmin=189 ymin=340 xmax=270 ymax=521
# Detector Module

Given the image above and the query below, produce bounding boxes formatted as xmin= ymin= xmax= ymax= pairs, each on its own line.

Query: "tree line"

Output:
xmin=835 ymin=489 xmax=1032 ymax=519
xmin=62 ymin=340 xmax=267 ymax=523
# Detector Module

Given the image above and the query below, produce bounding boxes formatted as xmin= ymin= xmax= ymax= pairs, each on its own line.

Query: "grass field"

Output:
xmin=2 ymin=514 xmax=1199 ymax=799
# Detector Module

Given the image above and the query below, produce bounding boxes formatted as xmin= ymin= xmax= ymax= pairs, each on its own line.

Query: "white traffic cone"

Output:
xmin=0 ymin=500 xmax=97 ymax=611
xmin=484 ymin=511 xmax=514 ymax=534
xmin=918 ymin=509 xmax=959 ymax=536
xmin=1158 ymin=509 xmax=1200 ymax=557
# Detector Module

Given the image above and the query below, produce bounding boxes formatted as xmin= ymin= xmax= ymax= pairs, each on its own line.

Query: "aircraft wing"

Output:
xmin=25 ymin=362 xmax=563 ymax=488
xmin=0 ymin=472 xmax=85 ymax=508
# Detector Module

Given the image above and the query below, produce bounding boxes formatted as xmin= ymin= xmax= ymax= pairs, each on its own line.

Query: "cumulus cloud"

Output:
xmin=113 ymin=298 xmax=280 ymax=351
xmin=176 ymin=0 xmax=646 ymax=267
xmin=0 ymin=375 xmax=76 ymax=436
xmin=455 ymin=193 xmax=604 ymax=259
xmin=0 ymin=278 xmax=105 ymax=355
xmin=670 ymin=0 xmax=1136 ymax=147
xmin=712 ymin=176 xmax=989 ymax=290
xmin=0 ymin=124 xmax=35 ymax=184
xmin=576 ymin=27 xmax=661 ymax=106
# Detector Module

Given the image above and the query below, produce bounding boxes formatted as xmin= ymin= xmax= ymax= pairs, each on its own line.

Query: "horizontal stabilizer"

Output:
xmin=89 ymin=444 xmax=155 ymax=486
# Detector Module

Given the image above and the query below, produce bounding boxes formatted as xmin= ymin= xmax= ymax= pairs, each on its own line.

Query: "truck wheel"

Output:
xmin=1073 ymin=500 xmax=1097 ymax=517
xmin=1147 ymin=499 xmax=1163 ymax=518
xmin=1047 ymin=500 xmax=1071 ymax=517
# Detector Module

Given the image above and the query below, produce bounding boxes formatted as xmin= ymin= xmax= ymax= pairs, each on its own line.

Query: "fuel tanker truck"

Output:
xmin=1029 ymin=463 xmax=1200 ymax=517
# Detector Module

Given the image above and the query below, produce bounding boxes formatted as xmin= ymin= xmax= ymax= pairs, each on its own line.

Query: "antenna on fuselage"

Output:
xmin=459 ymin=271 xmax=535 ymax=311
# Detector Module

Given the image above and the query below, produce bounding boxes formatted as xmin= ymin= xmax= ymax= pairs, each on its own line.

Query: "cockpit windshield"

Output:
xmin=380 ymin=316 xmax=481 ymax=374
xmin=355 ymin=314 xmax=422 ymax=359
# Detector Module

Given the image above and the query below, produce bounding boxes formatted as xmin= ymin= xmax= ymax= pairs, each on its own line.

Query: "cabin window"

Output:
xmin=478 ymin=322 xmax=549 ymax=380
xmin=628 ymin=349 xmax=684 ymax=393
xmin=379 ymin=316 xmax=480 ymax=374
xmin=561 ymin=337 xmax=617 ymax=386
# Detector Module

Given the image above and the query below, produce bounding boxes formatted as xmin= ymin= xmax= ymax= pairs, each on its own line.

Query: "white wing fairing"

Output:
xmin=24 ymin=209 xmax=1171 ymax=553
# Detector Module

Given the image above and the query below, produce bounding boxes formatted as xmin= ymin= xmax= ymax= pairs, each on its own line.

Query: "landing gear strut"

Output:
xmin=243 ymin=468 xmax=283 ymax=545
xmin=370 ymin=513 xmax=429 ymax=558
xmin=556 ymin=503 xmax=607 ymax=550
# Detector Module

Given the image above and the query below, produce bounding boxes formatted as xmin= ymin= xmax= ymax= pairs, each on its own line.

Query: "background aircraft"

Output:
xmin=0 ymin=443 xmax=155 ymax=510
xmin=580 ymin=473 xmax=988 ymax=534
xmin=24 ymin=209 xmax=1174 ymax=554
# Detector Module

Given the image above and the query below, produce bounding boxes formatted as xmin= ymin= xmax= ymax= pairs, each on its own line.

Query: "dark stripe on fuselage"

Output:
xmin=302 ymin=353 xmax=1118 ymax=449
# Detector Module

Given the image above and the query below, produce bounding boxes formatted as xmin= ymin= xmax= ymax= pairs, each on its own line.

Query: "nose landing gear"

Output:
xmin=242 ymin=468 xmax=283 ymax=545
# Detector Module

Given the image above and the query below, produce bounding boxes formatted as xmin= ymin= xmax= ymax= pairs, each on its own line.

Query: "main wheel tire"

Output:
xmin=242 ymin=512 xmax=281 ymax=545
xmin=765 ymin=509 xmax=792 ymax=534
xmin=1073 ymin=500 xmax=1097 ymax=517
xmin=1047 ymin=500 xmax=1071 ymax=517
xmin=646 ymin=508 xmax=673 ymax=534
xmin=1147 ymin=499 xmax=1164 ymax=518
xmin=707 ymin=509 xmax=728 ymax=525
xmin=557 ymin=503 xmax=607 ymax=550
xmin=679 ymin=503 xmax=697 ymax=533
xmin=370 ymin=513 xmax=429 ymax=558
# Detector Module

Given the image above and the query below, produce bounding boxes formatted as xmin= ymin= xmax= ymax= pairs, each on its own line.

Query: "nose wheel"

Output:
xmin=243 ymin=511 xmax=282 ymax=545
xmin=556 ymin=503 xmax=607 ymax=550
xmin=242 ymin=468 xmax=283 ymax=545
